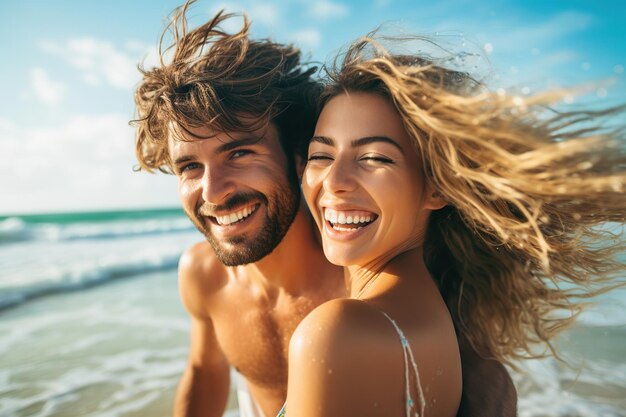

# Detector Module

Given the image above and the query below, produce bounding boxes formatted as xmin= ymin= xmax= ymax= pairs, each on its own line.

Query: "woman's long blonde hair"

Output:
xmin=321 ymin=35 xmax=626 ymax=366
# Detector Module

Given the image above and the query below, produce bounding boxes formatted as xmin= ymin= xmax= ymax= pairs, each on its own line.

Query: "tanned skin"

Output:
xmin=166 ymin=119 xmax=516 ymax=417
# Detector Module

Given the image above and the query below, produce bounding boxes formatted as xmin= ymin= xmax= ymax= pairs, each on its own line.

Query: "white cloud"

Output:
xmin=310 ymin=1 xmax=349 ymax=19
xmin=39 ymin=37 xmax=141 ymax=90
xmin=288 ymin=29 xmax=322 ymax=49
xmin=249 ymin=4 xmax=279 ymax=26
xmin=0 ymin=114 xmax=179 ymax=215
xmin=29 ymin=68 xmax=66 ymax=105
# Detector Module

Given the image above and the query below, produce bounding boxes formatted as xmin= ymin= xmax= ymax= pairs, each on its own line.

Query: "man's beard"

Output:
xmin=189 ymin=169 xmax=300 ymax=266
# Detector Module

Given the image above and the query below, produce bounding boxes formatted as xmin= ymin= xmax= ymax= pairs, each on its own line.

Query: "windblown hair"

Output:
xmin=133 ymin=0 xmax=321 ymax=173
xmin=322 ymin=36 xmax=626 ymax=366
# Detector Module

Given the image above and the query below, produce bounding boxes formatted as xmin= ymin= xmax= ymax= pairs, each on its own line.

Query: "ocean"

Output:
xmin=0 ymin=208 xmax=624 ymax=417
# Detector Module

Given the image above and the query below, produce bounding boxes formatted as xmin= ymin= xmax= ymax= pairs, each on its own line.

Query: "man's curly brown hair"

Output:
xmin=132 ymin=0 xmax=321 ymax=173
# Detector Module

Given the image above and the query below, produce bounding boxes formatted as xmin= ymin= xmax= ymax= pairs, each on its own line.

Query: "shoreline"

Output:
xmin=2 ymin=269 xmax=624 ymax=417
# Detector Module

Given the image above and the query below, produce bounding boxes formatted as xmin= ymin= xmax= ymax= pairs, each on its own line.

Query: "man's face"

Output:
xmin=168 ymin=122 xmax=300 ymax=266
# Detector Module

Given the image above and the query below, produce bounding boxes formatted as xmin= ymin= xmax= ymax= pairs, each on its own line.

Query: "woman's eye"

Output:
xmin=362 ymin=155 xmax=394 ymax=164
xmin=308 ymin=154 xmax=333 ymax=161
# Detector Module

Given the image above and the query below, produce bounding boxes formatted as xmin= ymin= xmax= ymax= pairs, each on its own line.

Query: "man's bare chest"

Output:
xmin=211 ymin=293 xmax=318 ymax=389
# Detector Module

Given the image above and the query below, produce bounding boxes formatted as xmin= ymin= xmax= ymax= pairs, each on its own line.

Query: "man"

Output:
xmin=133 ymin=4 xmax=517 ymax=417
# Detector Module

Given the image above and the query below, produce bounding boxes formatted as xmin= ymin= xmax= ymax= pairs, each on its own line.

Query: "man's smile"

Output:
xmin=210 ymin=203 xmax=260 ymax=226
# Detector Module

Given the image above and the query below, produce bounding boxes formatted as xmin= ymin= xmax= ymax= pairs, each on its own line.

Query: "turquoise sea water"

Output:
xmin=0 ymin=208 xmax=624 ymax=416
xmin=0 ymin=208 xmax=199 ymax=310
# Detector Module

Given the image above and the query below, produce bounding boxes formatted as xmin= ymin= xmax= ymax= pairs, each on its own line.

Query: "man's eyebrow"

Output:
xmin=216 ymin=135 xmax=263 ymax=153
xmin=310 ymin=135 xmax=404 ymax=154
xmin=171 ymin=135 xmax=263 ymax=170
xmin=173 ymin=155 xmax=195 ymax=168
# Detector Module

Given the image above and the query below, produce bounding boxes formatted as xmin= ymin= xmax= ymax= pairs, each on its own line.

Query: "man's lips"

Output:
xmin=206 ymin=203 xmax=260 ymax=226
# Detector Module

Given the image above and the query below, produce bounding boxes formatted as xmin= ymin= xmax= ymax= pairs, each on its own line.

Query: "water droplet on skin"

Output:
xmin=328 ymin=368 xmax=333 ymax=374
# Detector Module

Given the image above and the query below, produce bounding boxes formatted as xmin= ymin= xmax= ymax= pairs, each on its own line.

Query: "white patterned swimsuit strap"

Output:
xmin=378 ymin=310 xmax=426 ymax=417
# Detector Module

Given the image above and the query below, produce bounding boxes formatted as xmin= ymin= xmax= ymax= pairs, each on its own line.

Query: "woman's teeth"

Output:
xmin=324 ymin=208 xmax=376 ymax=231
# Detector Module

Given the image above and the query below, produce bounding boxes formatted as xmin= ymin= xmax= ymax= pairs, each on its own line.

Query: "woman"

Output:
xmin=279 ymin=36 xmax=626 ymax=417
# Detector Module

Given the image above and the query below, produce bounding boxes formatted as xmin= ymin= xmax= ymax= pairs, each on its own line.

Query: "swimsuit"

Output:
xmin=234 ymin=369 xmax=267 ymax=417
xmin=276 ymin=307 xmax=425 ymax=417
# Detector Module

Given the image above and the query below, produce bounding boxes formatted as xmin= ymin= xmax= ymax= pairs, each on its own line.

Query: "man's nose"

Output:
xmin=201 ymin=165 xmax=235 ymax=205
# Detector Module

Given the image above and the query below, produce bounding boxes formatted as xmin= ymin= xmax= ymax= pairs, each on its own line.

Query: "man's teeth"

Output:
xmin=215 ymin=205 xmax=256 ymax=225
xmin=324 ymin=209 xmax=374 ymax=225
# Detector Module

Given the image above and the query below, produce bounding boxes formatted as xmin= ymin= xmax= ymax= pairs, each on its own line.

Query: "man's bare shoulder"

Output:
xmin=178 ymin=241 xmax=229 ymax=319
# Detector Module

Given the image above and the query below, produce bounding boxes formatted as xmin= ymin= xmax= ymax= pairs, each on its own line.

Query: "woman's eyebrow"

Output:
xmin=311 ymin=135 xmax=403 ymax=154
xmin=310 ymin=135 xmax=334 ymax=146
xmin=352 ymin=136 xmax=403 ymax=153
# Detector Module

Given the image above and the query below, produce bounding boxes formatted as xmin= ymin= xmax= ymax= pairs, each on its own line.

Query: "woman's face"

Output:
xmin=303 ymin=91 xmax=442 ymax=267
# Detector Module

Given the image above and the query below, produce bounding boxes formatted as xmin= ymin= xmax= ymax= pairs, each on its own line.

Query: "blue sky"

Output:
xmin=1 ymin=0 xmax=624 ymax=215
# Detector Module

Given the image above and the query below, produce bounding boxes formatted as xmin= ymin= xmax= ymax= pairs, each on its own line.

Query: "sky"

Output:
xmin=0 ymin=0 xmax=624 ymax=215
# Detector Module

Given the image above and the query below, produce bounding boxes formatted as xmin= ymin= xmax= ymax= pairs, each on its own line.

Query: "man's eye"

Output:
xmin=180 ymin=162 xmax=201 ymax=173
xmin=231 ymin=149 xmax=253 ymax=159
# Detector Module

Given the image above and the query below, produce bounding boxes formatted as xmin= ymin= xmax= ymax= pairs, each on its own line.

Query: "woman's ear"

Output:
xmin=425 ymin=188 xmax=447 ymax=211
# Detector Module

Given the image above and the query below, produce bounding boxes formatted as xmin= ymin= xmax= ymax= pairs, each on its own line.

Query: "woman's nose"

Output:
xmin=323 ymin=158 xmax=357 ymax=194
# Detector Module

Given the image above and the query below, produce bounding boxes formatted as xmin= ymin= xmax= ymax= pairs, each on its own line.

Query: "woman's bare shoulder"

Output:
xmin=286 ymin=298 xmax=462 ymax=417
xmin=290 ymin=298 xmax=393 ymax=354
xmin=285 ymin=299 xmax=407 ymax=416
